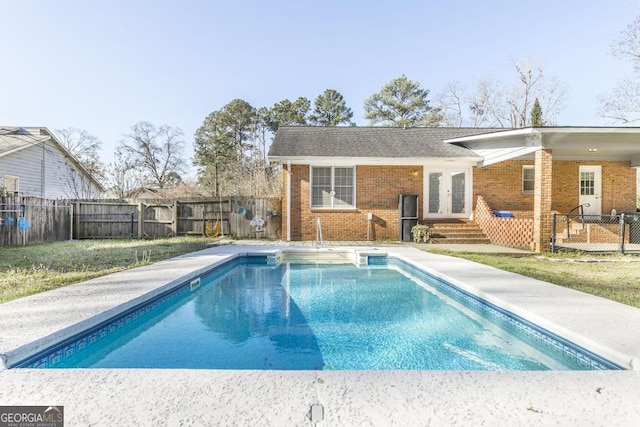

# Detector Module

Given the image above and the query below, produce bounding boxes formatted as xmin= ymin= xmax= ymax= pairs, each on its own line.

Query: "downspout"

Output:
xmin=287 ymin=160 xmax=291 ymax=241
xmin=41 ymin=140 xmax=46 ymax=198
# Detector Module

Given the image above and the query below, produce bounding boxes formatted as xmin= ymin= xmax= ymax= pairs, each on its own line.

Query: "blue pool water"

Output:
xmin=16 ymin=256 xmax=620 ymax=370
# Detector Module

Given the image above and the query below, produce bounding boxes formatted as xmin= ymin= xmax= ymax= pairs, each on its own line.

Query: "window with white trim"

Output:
xmin=3 ymin=175 xmax=19 ymax=194
xmin=522 ymin=166 xmax=534 ymax=194
xmin=311 ymin=166 xmax=355 ymax=208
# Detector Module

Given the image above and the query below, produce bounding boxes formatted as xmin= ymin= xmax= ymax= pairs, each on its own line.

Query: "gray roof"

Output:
xmin=0 ymin=127 xmax=48 ymax=157
xmin=268 ymin=126 xmax=504 ymax=159
xmin=0 ymin=126 xmax=106 ymax=191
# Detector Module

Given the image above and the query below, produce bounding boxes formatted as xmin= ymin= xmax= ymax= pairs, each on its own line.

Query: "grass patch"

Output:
xmin=0 ymin=238 xmax=221 ymax=303
xmin=425 ymin=249 xmax=640 ymax=308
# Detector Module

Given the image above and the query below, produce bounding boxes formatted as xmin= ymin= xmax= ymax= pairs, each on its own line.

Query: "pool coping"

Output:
xmin=1 ymin=244 xmax=640 ymax=424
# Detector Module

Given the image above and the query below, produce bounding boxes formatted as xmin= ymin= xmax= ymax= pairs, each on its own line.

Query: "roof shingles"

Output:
xmin=268 ymin=126 xmax=501 ymax=159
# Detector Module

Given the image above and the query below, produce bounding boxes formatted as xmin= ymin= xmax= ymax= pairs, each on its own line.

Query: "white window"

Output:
xmin=522 ymin=166 xmax=534 ymax=194
xmin=311 ymin=166 xmax=355 ymax=208
xmin=3 ymin=175 xmax=19 ymax=194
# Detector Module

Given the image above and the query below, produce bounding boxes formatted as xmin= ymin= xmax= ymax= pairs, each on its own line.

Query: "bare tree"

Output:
xmin=118 ymin=122 xmax=186 ymax=189
xmin=107 ymin=147 xmax=144 ymax=198
xmin=436 ymin=58 xmax=567 ymax=127
xmin=599 ymin=77 xmax=640 ymax=123
xmin=64 ymin=166 xmax=102 ymax=199
xmin=55 ymin=128 xmax=104 ymax=177
xmin=613 ymin=15 xmax=640 ymax=69
xmin=54 ymin=128 xmax=105 ymax=198
xmin=467 ymin=78 xmax=508 ymax=127
xmin=599 ymin=16 xmax=640 ymax=124
xmin=478 ymin=58 xmax=566 ymax=127
xmin=433 ymin=82 xmax=465 ymax=127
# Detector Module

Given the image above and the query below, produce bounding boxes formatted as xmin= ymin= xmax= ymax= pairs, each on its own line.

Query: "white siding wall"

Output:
xmin=0 ymin=141 xmax=101 ymax=199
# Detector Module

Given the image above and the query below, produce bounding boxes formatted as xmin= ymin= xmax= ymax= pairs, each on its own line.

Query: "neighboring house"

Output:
xmin=268 ymin=126 xmax=640 ymax=252
xmin=116 ymin=184 xmax=208 ymax=200
xmin=124 ymin=187 xmax=163 ymax=200
xmin=0 ymin=127 xmax=104 ymax=199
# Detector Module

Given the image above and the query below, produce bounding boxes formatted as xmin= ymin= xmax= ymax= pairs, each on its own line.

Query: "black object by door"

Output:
xmin=399 ymin=194 xmax=419 ymax=241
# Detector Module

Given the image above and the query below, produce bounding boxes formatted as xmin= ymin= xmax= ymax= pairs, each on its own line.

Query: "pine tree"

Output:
xmin=530 ymin=97 xmax=545 ymax=126
xmin=309 ymin=89 xmax=353 ymax=126
xmin=364 ymin=75 xmax=442 ymax=127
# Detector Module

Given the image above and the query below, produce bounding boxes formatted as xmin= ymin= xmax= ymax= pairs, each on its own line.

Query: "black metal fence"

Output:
xmin=552 ymin=213 xmax=640 ymax=254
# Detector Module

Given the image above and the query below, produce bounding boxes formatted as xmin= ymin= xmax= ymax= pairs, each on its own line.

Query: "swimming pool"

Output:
xmin=12 ymin=254 xmax=621 ymax=370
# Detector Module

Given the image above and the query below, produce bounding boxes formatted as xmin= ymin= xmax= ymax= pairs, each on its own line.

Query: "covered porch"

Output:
xmin=448 ymin=128 xmax=640 ymax=252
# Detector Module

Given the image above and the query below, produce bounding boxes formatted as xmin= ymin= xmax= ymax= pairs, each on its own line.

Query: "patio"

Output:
xmin=1 ymin=243 xmax=639 ymax=425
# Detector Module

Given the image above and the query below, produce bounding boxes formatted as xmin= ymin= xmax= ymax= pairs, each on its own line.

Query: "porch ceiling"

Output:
xmin=542 ymin=131 xmax=640 ymax=161
xmin=447 ymin=127 xmax=640 ymax=166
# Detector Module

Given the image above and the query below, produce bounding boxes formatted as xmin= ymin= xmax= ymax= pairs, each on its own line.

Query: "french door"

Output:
xmin=424 ymin=169 xmax=471 ymax=219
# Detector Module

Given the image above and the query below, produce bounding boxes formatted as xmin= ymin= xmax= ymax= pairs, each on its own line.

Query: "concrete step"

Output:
xmin=429 ymin=230 xmax=488 ymax=237
xmin=430 ymin=237 xmax=491 ymax=244
xmin=423 ymin=220 xmax=490 ymax=245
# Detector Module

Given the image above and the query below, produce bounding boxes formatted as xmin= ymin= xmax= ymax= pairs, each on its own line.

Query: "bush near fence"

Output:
xmin=74 ymin=197 xmax=282 ymax=240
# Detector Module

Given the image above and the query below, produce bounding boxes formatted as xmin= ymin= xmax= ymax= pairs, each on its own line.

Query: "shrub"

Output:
xmin=411 ymin=224 xmax=431 ymax=243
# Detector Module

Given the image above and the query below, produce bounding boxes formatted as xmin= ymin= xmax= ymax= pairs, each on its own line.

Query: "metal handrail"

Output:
xmin=316 ymin=217 xmax=323 ymax=247
xmin=565 ymin=203 xmax=590 ymax=239
xmin=566 ymin=203 xmax=590 ymax=217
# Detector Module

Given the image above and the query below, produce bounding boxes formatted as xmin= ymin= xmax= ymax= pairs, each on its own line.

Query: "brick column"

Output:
xmin=283 ymin=163 xmax=289 ymax=241
xmin=532 ymin=149 xmax=553 ymax=252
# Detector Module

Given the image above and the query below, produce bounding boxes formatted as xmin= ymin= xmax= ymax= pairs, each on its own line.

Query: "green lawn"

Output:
xmin=424 ymin=249 xmax=640 ymax=308
xmin=0 ymin=238 xmax=219 ymax=303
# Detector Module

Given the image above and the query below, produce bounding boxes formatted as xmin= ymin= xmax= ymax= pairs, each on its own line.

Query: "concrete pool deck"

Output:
xmin=1 ymin=243 xmax=640 ymax=425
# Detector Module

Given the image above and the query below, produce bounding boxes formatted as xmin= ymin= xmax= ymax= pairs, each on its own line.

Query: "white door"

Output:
xmin=579 ymin=165 xmax=602 ymax=215
xmin=425 ymin=169 xmax=470 ymax=218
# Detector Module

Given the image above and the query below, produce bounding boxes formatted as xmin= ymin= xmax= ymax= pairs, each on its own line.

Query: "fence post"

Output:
xmin=619 ymin=213 xmax=626 ymax=254
xmin=551 ymin=214 xmax=557 ymax=253
xmin=75 ymin=201 xmax=81 ymax=239
xmin=69 ymin=203 xmax=74 ymax=241
xmin=172 ymin=199 xmax=178 ymax=237
xmin=138 ymin=202 xmax=145 ymax=238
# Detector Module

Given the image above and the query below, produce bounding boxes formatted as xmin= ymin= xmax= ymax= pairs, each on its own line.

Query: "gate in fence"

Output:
xmin=552 ymin=212 xmax=640 ymax=254
xmin=74 ymin=197 xmax=281 ymax=240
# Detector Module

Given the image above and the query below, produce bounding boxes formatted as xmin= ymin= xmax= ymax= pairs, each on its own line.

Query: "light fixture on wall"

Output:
xmin=412 ymin=170 xmax=419 ymax=177
xmin=588 ymin=148 xmax=598 ymax=152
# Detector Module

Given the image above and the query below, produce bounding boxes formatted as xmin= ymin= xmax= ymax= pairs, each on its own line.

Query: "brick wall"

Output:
xmin=283 ymin=159 xmax=636 ymax=242
xmin=473 ymin=160 xmax=636 ymax=214
xmin=552 ymin=160 xmax=636 ymax=214
xmin=474 ymin=195 xmax=534 ymax=250
xmin=286 ymin=165 xmax=422 ymax=241
xmin=473 ymin=160 xmax=534 ymax=210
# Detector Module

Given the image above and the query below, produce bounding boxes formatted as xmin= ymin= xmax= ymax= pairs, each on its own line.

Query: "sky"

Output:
xmin=2 ymin=0 xmax=639 ymax=179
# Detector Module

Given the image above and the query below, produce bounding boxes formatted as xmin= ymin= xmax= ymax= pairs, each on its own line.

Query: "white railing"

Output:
xmin=316 ymin=217 xmax=323 ymax=247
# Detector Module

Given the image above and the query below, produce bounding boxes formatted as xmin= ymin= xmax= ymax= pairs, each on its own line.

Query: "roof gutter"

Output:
xmin=444 ymin=127 xmax=538 ymax=144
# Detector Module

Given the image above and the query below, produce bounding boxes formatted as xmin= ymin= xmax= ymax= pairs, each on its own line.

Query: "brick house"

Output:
xmin=267 ymin=126 xmax=640 ymax=252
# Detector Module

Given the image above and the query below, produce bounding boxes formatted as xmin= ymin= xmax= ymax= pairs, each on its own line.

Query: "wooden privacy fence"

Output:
xmin=74 ymin=197 xmax=282 ymax=240
xmin=1 ymin=196 xmax=72 ymax=246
